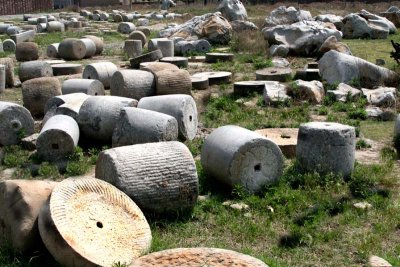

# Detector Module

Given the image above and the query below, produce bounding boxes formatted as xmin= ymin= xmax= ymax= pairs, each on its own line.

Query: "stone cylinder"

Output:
xmin=82 ymin=35 xmax=103 ymax=55
xmin=77 ymin=96 xmax=138 ymax=143
xmin=114 ymin=14 xmax=123 ymax=22
xmin=137 ymin=18 xmax=149 ymax=27
xmin=158 ymin=39 xmax=174 ymax=58
xmin=201 ymin=125 xmax=284 ymax=193
xmin=6 ymin=26 xmax=21 ymax=36
xmin=37 ymin=115 xmax=79 ymax=161
xmin=82 ymin=62 xmax=118 ymax=89
xmin=112 ymin=107 xmax=178 ymax=147
xmin=27 ymin=18 xmax=38 ymax=25
xmin=0 ymin=102 xmax=34 ymax=145
xmin=136 ymin=27 xmax=150 ymax=37
xmin=37 ymin=17 xmax=47 ymax=24
xmin=19 ymin=61 xmax=53 ymax=83
xmin=80 ymin=38 xmax=96 ymax=58
xmin=100 ymin=13 xmax=110 ymax=21
xmin=62 ymin=79 xmax=105 ymax=95
xmin=47 ymin=21 xmax=65 ymax=32
xmin=296 ymin=122 xmax=356 ymax=177
xmin=44 ymin=93 xmax=90 ymax=123
xmin=0 ymin=58 xmax=15 ymax=87
xmin=175 ymin=41 xmax=194 ymax=55
xmin=95 ymin=141 xmax=198 ymax=214
xmin=123 ymin=40 xmax=142 ymax=58
xmin=15 ymin=42 xmax=39 ymax=62
xmin=58 ymin=38 xmax=86 ymax=60
xmin=110 ymin=70 xmax=155 ymax=100
xmin=0 ymin=65 xmax=5 ymax=93
xmin=118 ymin=22 xmax=135 ymax=34
xmin=138 ymin=94 xmax=197 ymax=141
xmin=122 ymin=14 xmax=134 ymax=22
xmin=3 ymin=39 xmax=16 ymax=52
xmin=147 ymin=38 xmax=168 ymax=51
xmin=194 ymin=39 xmax=211 ymax=53
xmin=37 ymin=23 xmax=47 ymax=33
xmin=155 ymin=69 xmax=192 ymax=95
xmin=129 ymin=31 xmax=146 ymax=47
xmin=140 ymin=62 xmax=178 ymax=74
xmin=0 ymin=24 xmax=12 ymax=34
xmin=46 ymin=43 xmax=59 ymax=58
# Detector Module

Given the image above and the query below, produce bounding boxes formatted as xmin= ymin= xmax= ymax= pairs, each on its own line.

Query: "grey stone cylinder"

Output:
xmin=158 ymin=39 xmax=174 ymax=57
xmin=175 ymin=41 xmax=194 ymax=55
xmin=138 ymin=94 xmax=198 ymax=141
xmin=147 ymin=38 xmax=168 ymax=51
xmin=58 ymin=38 xmax=86 ymax=60
xmin=124 ymin=40 xmax=142 ymax=58
xmin=80 ymin=38 xmax=96 ymax=58
xmin=82 ymin=62 xmax=118 ymax=89
xmin=112 ymin=107 xmax=178 ymax=147
xmin=95 ymin=141 xmax=198 ymax=214
xmin=0 ymin=65 xmax=5 ymax=93
xmin=46 ymin=43 xmax=59 ymax=58
xmin=0 ymin=102 xmax=34 ymax=146
xmin=77 ymin=96 xmax=138 ymax=143
xmin=82 ymin=35 xmax=103 ymax=55
xmin=129 ymin=31 xmax=146 ymax=47
xmin=296 ymin=122 xmax=356 ymax=178
xmin=19 ymin=61 xmax=53 ymax=82
xmin=37 ymin=23 xmax=47 ymax=33
xmin=122 ymin=14 xmax=134 ymax=22
xmin=47 ymin=21 xmax=65 ymax=32
xmin=37 ymin=17 xmax=47 ymax=24
xmin=100 ymin=13 xmax=110 ymax=21
xmin=0 ymin=24 xmax=12 ymax=34
xmin=155 ymin=69 xmax=192 ymax=95
xmin=194 ymin=39 xmax=211 ymax=53
xmin=27 ymin=18 xmax=38 ymax=25
xmin=15 ymin=42 xmax=39 ymax=62
xmin=6 ymin=26 xmax=21 ymax=36
xmin=62 ymin=79 xmax=105 ymax=95
xmin=118 ymin=22 xmax=135 ymax=34
xmin=201 ymin=125 xmax=284 ymax=193
xmin=3 ymin=39 xmax=16 ymax=52
xmin=43 ymin=93 xmax=90 ymax=124
xmin=110 ymin=70 xmax=155 ymax=100
xmin=37 ymin=115 xmax=79 ymax=161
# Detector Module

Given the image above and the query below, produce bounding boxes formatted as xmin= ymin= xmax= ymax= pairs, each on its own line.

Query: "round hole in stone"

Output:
xmin=254 ymin=164 xmax=261 ymax=172
xmin=96 ymin=221 xmax=103 ymax=228
xmin=11 ymin=121 xmax=20 ymax=129
xmin=189 ymin=115 xmax=193 ymax=122
xmin=95 ymin=92 xmax=98 ymax=95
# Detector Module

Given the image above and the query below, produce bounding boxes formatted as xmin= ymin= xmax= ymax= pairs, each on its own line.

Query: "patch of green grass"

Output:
xmin=185 ymin=138 xmax=204 ymax=157
xmin=1 ymin=146 xmax=30 ymax=169
xmin=38 ymin=162 xmax=60 ymax=178
xmin=65 ymin=147 xmax=92 ymax=177
xmin=0 ymin=51 xmax=14 ymax=58
xmin=356 ymin=139 xmax=372 ymax=150
xmin=253 ymin=58 xmax=273 ymax=70
xmin=318 ymin=106 xmax=328 ymax=115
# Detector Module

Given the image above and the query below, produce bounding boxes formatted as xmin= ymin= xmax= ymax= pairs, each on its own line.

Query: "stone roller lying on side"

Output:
xmin=58 ymin=38 xmax=87 ymax=60
xmin=36 ymin=115 xmax=80 ymax=161
xmin=82 ymin=62 xmax=118 ymax=89
xmin=82 ymin=35 xmax=103 ymax=55
xmin=0 ymin=102 xmax=34 ymax=146
xmin=62 ymin=79 xmax=105 ymax=95
xmin=112 ymin=107 xmax=178 ymax=147
xmin=201 ymin=125 xmax=284 ymax=193
xmin=154 ymin=69 xmax=192 ymax=95
xmin=15 ymin=42 xmax=39 ymax=62
xmin=47 ymin=21 xmax=65 ymax=32
xmin=46 ymin=43 xmax=60 ymax=58
xmin=138 ymin=94 xmax=198 ymax=141
xmin=110 ymin=69 xmax=155 ymax=100
xmin=95 ymin=141 xmax=198 ymax=214
xmin=118 ymin=22 xmax=136 ymax=34
xmin=80 ymin=38 xmax=96 ymax=58
xmin=3 ymin=39 xmax=16 ymax=52
xmin=19 ymin=60 xmax=53 ymax=82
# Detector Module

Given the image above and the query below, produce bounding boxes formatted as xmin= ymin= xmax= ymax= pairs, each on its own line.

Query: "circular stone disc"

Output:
xmin=52 ymin=63 xmax=83 ymax=76
xmin=205 ymin=53 xmax=234 ymax=63
xmin=255 ymin=68 xmax=292 ymax=82
xmin=130 ymin=247 xmax=268 ymax=267
xmin=39 ymin=177 xmax=152 ymax=267
xmin=192 ymin=71 xmax=232 ymax=85
xmin=191 ymin=76 xmax=209 ymax=90
xmin=159 ymin=57 xmax=188 ymax=68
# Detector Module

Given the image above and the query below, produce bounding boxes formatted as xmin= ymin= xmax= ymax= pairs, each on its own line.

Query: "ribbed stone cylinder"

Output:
xmin=296 ymin=122 xmax=356 ymax=177
xmin=140 ymin=62 xmax=178 ymax=74
xmin=58 ymin=38 xmax=86 ymax=60
xmin=80 ymin=38 xmax=96 ymax=58
xmin=77 ymin=96 xmax=138 ymax=143
xmin=19 ymin=61 xmax=53 ymax=82
xmin=46 ymin=43 xmax=59 ymax=58
xmin=112 ymin=107 xmax=178 ymax=147
xmin=201 ymin=125 xmax=284 ymax=193
xmin=0 ymin=65 xmax=5 ymax=93
xmin=62 ymin=79 xmax=105 ymax=95
xmin=110 ymin=70 xmax=155 ymax=100
xmin=138 ymin=94 xmax=198 ymax=140
xmin=158 ymin=39 xmax=174 ymax=57
xmin=0 ymin=102 xmax=34 ymax=145
xmin=155 ymin=69 xmax=192 ymax=95
xmin=95 ymin=141 xmax=198 ymax=214
xmin=37 ymin=115 xmax=79 ymax=161
xmin=118 ymin=22 xmax=135 ymax=34
xmin=15 ymin=42 xmax=39 ymax=62
xmin=82 ymin=35 xmax=103 ymax=55
xmin=124 ymin=40 xmax=142 ymax=58
xmin=3 ymin=39 xmax=16 ymax=52
xmin=82 ymin=62 xmax=118 ymax=89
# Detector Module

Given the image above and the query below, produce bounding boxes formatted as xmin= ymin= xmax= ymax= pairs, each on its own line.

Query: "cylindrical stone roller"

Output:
xmin=3 ymin=39 xmax=16 ymax=52
xmin=118 ymin=22 xmax=135 ymax=34
xmin=19 ymin=61 xmax=53 ymax=83
xmin=194 ymin=39 xmax=211 ymax=53
xmin=52 ymin=63 xmax=83 ymax=76
xmin=58 ymin=38 xmax=86 ymax=60
xmin=27 ymin=18 xmax=38 ymax=25
xmin=82 ymin=35 xmax=103 ymax=55
xmin=158 ymin=39 xmax=174 ymax=57
xmin=15 ymin=42 xmax=39 ymax=62
xmin=47 ymin=21 xmax=65 ymax=32
xmin=46 ymin=43 xmax=59 ymax=58
xmin=37 ymin=23 xmax=47 ymax=33
xmin=191 ymin=75 xmax=209 ymax=90
xmin=100 ymin=13 xmax=110 ymax=21
xmin=112 ymin=107 xmax=178 ymax=147
xmin=62 ymin=79 xmax=105 ymax=95
xmin=37 ymin=17 xmax=47 ymax=24
xmin=201 ymin=125 xmax=284 ymax=193
xmin=95 ymin=141 xmax=198 ymax=214
xmin=136 ymin=26 xmax=150 ymax=37
xmin=22 ymin=77 xmax=62 ymax=117
xmin=0 ymin=102 xmax=34 ymax=145
xmin=56 ymin=95 xmax=91 ymax=119
xmin=140 ymin=62 xmax=178 ymax=74
xmin=92 ymin=13 xmax=101 ymax=21
xmin=0 ymin=58 xmax=15 ymax=87
xmin=82 ymin=62 xmax=118 ymax=89
xmin=124 ymin=40 xmax=142 ymax=58
xmin=296 ymin=122 xmax=356 ymax=177
xmin=137 ymin=18 xmax=149 ymax=27
xmin=44 ymin=93 xmax=90 ymax=116
xmin=110 ymin=70 xmax=155 ymax=100
xmin=175 ymin=41 xmax=194 ymax=55
xmin=0 ymin=65 xmax=5 ymax=93
xmin=38 ymin=177 xmax=151 ymax=267
xmin=36 ymin=115 xmax=79 ymax=161
xmin=0 ymin=24 xmax=12 ymax=34
xmin=129 ymin=31 xmax=147 ymax=47
xmin=78 ymin=96 xmax=138 ymax=143
xmin=138 ymin=94 xmax=198 ymax=140
xmin=122 ymin=14 xmax=134 ymax=22
xmin=155 ymin=69 xmax=192 ymax=95
xmin=114 ymin=14 xmax=123 ymax=22
xmin=147 ymin=38 xmax=168 ymax=51
xmin=20 ymin=25 xmax=37 ymax=32
xmin=80 ymin=38 xmax=96 ymax=58
xmin=6 ymin=26 xmax=21 ymax=36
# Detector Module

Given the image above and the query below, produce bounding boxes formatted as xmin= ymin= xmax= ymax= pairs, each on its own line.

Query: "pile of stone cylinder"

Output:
xmin=81 ymin=9 xmax=184 ymax=22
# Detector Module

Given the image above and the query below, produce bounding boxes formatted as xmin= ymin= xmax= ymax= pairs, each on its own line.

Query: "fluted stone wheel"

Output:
xmin=191 ymin=76 xmax=209 ymax=90
xmin=110 ymin=70 xmax=155 ymax=100
xmin=82 ymin=62 xmax=118 ymax=89
xmin=205 ymin=52 xmax=234 ymax=63
xmin=15 ymin=42 xmax=39 ymax=62
xmin=95 ymin=142 xmax=198 ymax=214
xmin=155 ymin=69 xmax=192 ymax=95
xmin=0 ymin=102 xmax=34 ymax=146
xmin=192 ymin=71 xmax=232 ymax=85
xmin=130 ymin=248 xmax=269 ymax=267
xmin=255 ymin=68 xmax=292 ymax=82
xmin=62 ymin=79 xmax=105 ymax=95
xmin=3 ymin=39 xmax=16 ymax=52
xmin=58 ymin=38 xmax=86 ymax=60
xmin=38 ymin=177 xmax=152 ymax=267
xmin=52 ymin=64 xmax=83 ymax=76
xmin=82 ymin=35 xmax=103 ymax=55
xmin=140 ymin=62 xmax=178 ymax=74
xmin=129 ymin=31 xmax=147 ymax=47
xmin=46 ymin=43 xmax=59 ymax=58
xmin=234 ymin=81 xmax=267 ymax=96
xmin=201 ymin=125 xmax=284 ymax=193
xmin=130 ymin=50 xmax=163 ymax=69
xmin=160 ymin=57 xmax=188 ymax=68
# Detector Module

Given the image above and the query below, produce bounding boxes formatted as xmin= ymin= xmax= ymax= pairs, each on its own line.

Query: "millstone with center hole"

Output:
xmin=52 ymin=64 xmax=83 ymax=76
xmin=234 ymin=81 xmax=267 ymax=96
xmin=205 ymin=53 xmax=234 ymax=63
xmin=192 ymin=71 xmax=232 ymax=85
xmin=38 ymin=177 xmax=152 ymax=267
xmin=255 ymin=68 xmax=292 ymax=82
xmin=160 ymin=56 xmax=188 ymax=68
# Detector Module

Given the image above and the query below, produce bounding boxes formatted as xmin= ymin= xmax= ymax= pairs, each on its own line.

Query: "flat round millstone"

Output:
xmin=130 ymin=49 xmax=163 ymax=69
xmin=255 ymin=68 xmax=292 ymax=82
xmin=160 ymin=57 xmax=188 ymax=68
xmin=52 ymin=63 xmax=83 ymax=76
xmin=192 ymin=71 xmax=232 ymax=85
xmin=205 ymin=53 xmax=234 ymax=63
xmin=130 ymin=247 xmax=268 ymax=267
xmin=234 ymin=81 xmax=267 ymax=96
xmin=38 ymin=177 xmax=152 ymax=267
xmin=191 ymin=75 xmax=209 ymax=90
xmin=254 ymin=128 xmax=299 ymax=158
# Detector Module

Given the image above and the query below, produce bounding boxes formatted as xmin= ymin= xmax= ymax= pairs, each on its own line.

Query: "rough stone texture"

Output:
xmin=38 ymin=177 xmax=151 ymax=267
xmin=175 ymin=41 xmax=195 ymax=55
xmin=47 ymin=21 xmax=65 ymax=32
xmin=82 ymin=35 xmax=103 ymax=55
xmin=191 ymin=71 xmax=232 ymax=85
xmin=159 ymin=57 xmax=188 ymax=68
xmin=0 ymin=65 xmax=5 ymax=93
xmin=0 ymin=180 xmax=57 ymax=252
xmin=44 ymin=93 xmax=90 ymax=123
xmin=52 ymin=63 xmax=83 ymax=76
xmin=0 ymin=102 xmax=34 ymax=146
xmin=124 ymin=40 xmax=142 ymax=58
xmin=129 ymin=31 xmax=147 ymax=47
xmin=58 ymin=38 xmax=86 ymax=60
xmin=95 ymin=142 xmax=198 ymax=214
xmin=234 ymin=81 xmax=266 ymax=96
xmin=264 ymin=6 xmax=312 ymax=27
xmin=255 ymin=128 xmax=298 ymax=158
xmin=288 ymin=80 xmax=324 ymax=104
xmin=140 ymin=62 xmax=179 ymax=74
xmin=296 ymin=122 xmax=356 ymax=177
xmin=193 ymin=39 xmax=212 ymax=53
xmin=138 ymin=94 xmax=198 ymax=141
xmin=78 ymin=96 xmax=138 ymax=143
xmin=314 ymin=14 xmax=344 ymax=30
xmin=395 ymin=114 xmax=400 ymax=142
xmin=21 ymin=133 xmax=39 ymax=151
xmin=319 ymin=50 xmax=399 ymax=87
xmin=10 ymin=30 xmax=35 ymax=44
xmin=82 ymin=62 xmax=118 ymax=89
xmin=191 ymin=75 xmax=209 ymax=90
xmin=0 ymin=58 xmax=15 ymax=87
xmin=256 ymin=68 xmax=292 ymax=82
xmin=263 ymin=81 xmax=290 ymax=105
xmin=326 ymin=83 xmax=362 ymax=102
xmin=155 ymin=69 xmax=192 ymax=95
xmin=118 ymin=22 xmax=136 ymax=34
xmin=262 ymin=20 xmax=342 ymax=56
xmin=46 ymin=43 xmax=60 ymax=58
xmin=230 ymin=20 xmax=258 ymax=32
xmin=381 ymin=9 xmax=400 ymax=28
xmin=201 ymin=125 xmax=284 ymax=193
xmin=37 ymin=115 xmax=79 ymax=161
xmin=62 ymin=79 xmax=105 ymax=95
xmin=80 ymin=38 xmax=96 ymax=58
xmin=317 ymin=36 xmax=352 ymax=58
xmin=15 ymin=42 xmax=39 ymax=62
xmin=205 ymin=52 xmax=234 ymax=63
xmin=269 ymin=44 xmax=289 ymax=57
xmin=112 ymin=107 xmax=178 ymax=147
xmin=3 ymin=39 xmax=16 ymax=52
xmin=362 ymin=87 xmax=397 ymax=107
xmin=130 ymin=50 xmax=163 ymax=69
xmin=368 ymin=256 xmax=392 ymax=267
xmin=130 ymin=248 xmax=268 ymax=267
xmin=111 ymin=70 xmax=155 ymax=100
xmin=22 ymin=77 xmax=61 ymax=117
xmin=217 ymin=0 xmax=248 ymax=21
xmin=158 ymin=39 xmax=174 ymax=57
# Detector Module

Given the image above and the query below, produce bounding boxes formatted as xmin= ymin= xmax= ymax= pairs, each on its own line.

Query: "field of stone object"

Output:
xmin=0 ymin=1 xmax=400 ymax=267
